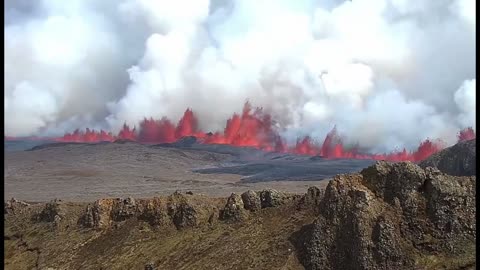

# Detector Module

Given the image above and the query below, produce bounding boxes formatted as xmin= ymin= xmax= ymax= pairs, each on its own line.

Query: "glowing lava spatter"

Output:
xmin=291 ymin=127 xmax=445 ymax=162
xmin=117 ymin=124 xmax=136 ymax=141
xmin=7 ymin=103 xmax=475 ymax=162
xmin=457 ymin=127 xmax=476 ymax=142
xmin=203 ymin=102 xmax=284 ymax=151
xmin=59 ymin=128 xmax=115 ymax=142
xmin=294 ymin=136 xmax=319 ymax=156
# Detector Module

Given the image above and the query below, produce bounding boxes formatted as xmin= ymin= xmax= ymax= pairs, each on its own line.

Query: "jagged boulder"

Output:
xmin=360 ymin=161 xmax=426 ymax=205
xmin=80 ymin=192 xmax=218 ymax=230
xmin=38 ymin=199 xmax=67 ymax=230
xmin=81 ymin=197 xmax=165 ymax=228
xmin=112 ymin=197 xmax=137 ymax=221
xmin=40 ymin=199 xmax=65 ymax=223
xmin=169 ymin=203 xmax=197 ymax=229
xmin=304 ymin=186 xmax=324 ymax=206
xmin=300 ymin=161 xmax=476 ymax=270
xmin=241 ymin=190 xmax=261 ymax=211
xmin=167 ymin=192 xmax=199 ymax=229
xmin=81 ymin=198 xmax=115 ymax=228
xmin=137 ymin=198 xmax=168 ymax=226
xmin=220 ymin=193 xmax=246 ymax=222
xmin=144 ymin=262 xmax=156 ymax=270
xmin=419 ymin=139 xmax=476 ymax=176
xmin=4 ymin=198 xmax=29 ymax=215
xmin=259 ymin=189 xmax=286 ymax=208
xmin=423 ymin=167 xmax=476 ymax=237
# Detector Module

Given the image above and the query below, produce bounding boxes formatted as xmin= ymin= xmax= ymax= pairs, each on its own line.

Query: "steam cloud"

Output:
xmin=5 ymin=0 xmax=476 ymax=152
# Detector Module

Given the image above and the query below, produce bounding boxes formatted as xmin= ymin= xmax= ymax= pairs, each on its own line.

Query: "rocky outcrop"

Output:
xmin=259 ymin=189 xmax=287 ymax=208
xmin=39 ymin=200 xmax=65 ymax=223
xmin=219 ymin=193 xmax=247 ymax=222
xmin=423 ymin=167 xmax=476 ymax=238
xmin=81 ymin=198 xmax=116 ymax=228
xmin=419 ymin=139 xmax=476 ymax=176
xmin=304 ymin=186 xmax=324 ymax=206
xmin=80 ymin=191 xmax=221 ymax=230
xmin=37 ymin=199 xmax=68 ymax=230
xmin=4 ymin=198 xmax=30 ymax=215
xmin=167 ymin=192 xmax=199 ymax=229
xmin=144 ymin=262 xmax=156 ymax=270
xmin=300 ymin=161 xmax=476 ymax=270
xmin=80 ymin=196 xmax=170 ymax=229
xmin=79 ymin=189 xmax=295 ymax=229
xmin=241 ymin=190 xmax=261 ymax=211
xmin=137 ymin=198 xmax=169 ymax=226
xmin=111 ymin=197 xmax=137 ymax=221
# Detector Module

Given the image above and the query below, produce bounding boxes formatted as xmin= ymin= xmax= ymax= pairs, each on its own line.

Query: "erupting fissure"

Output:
xmin=6 ymin=103 xmax=475 ymax=162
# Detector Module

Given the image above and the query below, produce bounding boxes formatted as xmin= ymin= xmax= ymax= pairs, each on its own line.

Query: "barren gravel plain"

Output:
xmin=5 ymin=140 xmax=374 ymax=202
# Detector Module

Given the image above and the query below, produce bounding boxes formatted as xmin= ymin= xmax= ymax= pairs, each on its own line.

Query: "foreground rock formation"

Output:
xmin=299 ymin=161 xmax=475 ymax=270
xmin=4 ymin=161 xmax=475 ymax=269
xmin=419 ymin=139 xmax=476 ymax=176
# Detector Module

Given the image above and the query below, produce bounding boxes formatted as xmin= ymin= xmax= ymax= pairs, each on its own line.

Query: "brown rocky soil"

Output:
xmin=5 ymin=189 xmax=314 ymax=270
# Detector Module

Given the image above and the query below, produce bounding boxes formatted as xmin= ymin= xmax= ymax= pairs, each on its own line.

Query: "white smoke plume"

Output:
xmin=4 ymin=0 xmax=476 ymax=152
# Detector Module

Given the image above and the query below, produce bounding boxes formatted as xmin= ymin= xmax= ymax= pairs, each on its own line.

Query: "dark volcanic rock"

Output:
xmin=82 ymin=205 xmax=96 ymax=228
xmin=360 ymin=161 xmax=426 ymax=208
xmin=259 ymin=189 xmax=286 ymax=208
xmin=300 ymin=161 xmax=476 ymax=270
xmin=113 ymin=139 xmax=136 ymax=144
xmin=155 ymin=136 xmax=198 ymax=148
xmin=371 ymin=215 xmax=403 ymax=267
xmin=40 ymin=199 xmax=65 ymax=223
xmin=168 ymin=202 xmax=197 ymax=229
xmin=80 ymin=192 xmax=218 ymax=230
xmin=81 ymin=197 xmax=166 ymax=228
xmin=304 ymin=186 xmax=324 ymax=206
xmin=167 ymin=192 xmax=199 ymax=229
xmin=81 ymin=199 xmax=115 ymax=228
xmin=241 ymin=190 xmax=261 ymax=211
xmin=423 ymin=167 xmax=476 ymax=237
xmin=144 ymin=262 xmax=156 ymax=270
xmin=112 ymin=197 xmax=137 ymax=221
xmin=219 ymin=193 xmax=246 ymax=222
xmin=419 ymin=139 xmax=476 ymax=176
xmin=137 ymin=198 xmax=168 ymax=226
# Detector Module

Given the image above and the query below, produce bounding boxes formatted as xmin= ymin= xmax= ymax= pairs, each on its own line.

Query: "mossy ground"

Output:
xmin=5 ymin=200 xmax=316 ymax=270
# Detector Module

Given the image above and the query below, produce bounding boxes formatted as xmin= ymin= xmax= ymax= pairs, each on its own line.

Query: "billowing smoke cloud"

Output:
xmin=4 ymin=0 xmax=476 ymax=152
xmin=454 ymin=79 xmax=476 ymax=129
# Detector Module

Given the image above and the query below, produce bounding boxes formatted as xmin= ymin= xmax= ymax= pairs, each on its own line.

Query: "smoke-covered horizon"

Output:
xmin=4 ymin=0 xmax=476 ymax=153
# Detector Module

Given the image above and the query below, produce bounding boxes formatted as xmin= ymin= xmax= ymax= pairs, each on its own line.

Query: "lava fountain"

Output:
xmin=7 ymin=102 xmax=475 ymax=162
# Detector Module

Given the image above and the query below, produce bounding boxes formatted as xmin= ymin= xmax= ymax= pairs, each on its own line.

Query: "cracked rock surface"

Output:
xmin=298 ymin=161 xmax=476 ymax=270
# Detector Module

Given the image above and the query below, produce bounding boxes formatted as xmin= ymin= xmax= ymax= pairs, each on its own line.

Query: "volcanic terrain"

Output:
xmin=4 ymin=139 xmax=476 ymax=269
xmin=5 ymin=139 xmax=375 ymax=202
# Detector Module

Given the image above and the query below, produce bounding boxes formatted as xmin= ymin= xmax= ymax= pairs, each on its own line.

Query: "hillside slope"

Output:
xmin=419 ymin=139 xmax=476 ymax=176
xmin=4 ymin=162 xmax=476 ymax=270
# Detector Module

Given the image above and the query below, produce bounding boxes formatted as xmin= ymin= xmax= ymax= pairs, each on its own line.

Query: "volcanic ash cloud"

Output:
xmin=4 ymin=0 xmax=476 ymax=152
